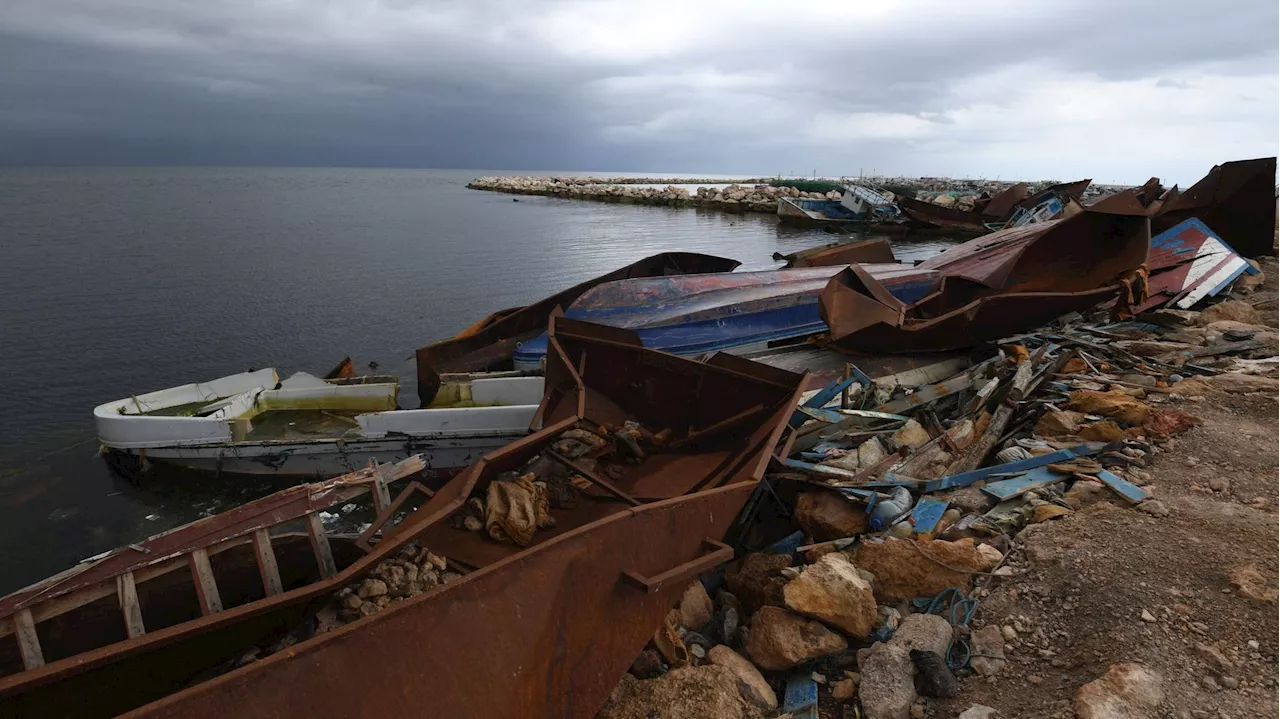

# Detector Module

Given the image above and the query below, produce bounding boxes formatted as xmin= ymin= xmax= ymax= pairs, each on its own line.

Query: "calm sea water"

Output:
xmin=0 ymin=167 xmax=955 ymax=593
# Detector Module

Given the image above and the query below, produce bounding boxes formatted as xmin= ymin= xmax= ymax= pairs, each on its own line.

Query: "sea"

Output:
xmin=0 ymin=166 xmax=958 ymax=593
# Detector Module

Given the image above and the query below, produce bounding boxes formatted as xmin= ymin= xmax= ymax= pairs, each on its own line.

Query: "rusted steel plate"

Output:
xmin=1014 ymin=179 xmax=1091 ymax=211
xmin=896 ymin=195 xmax=990 ymax=233
xmin=979 ymin=182 xmax=1029 ymax=218
xmin=414 ymin=252 xmax=740 ymax=405
xmin=819 ymin=208 xmax=1151 ymax=353
xmin=0 ymin=320 xmax=804 ymax=719
xmin=1153 ymin=156 xmax=1277 ymax=258
xmin=773 ymin=238 xmax=897 ymax=268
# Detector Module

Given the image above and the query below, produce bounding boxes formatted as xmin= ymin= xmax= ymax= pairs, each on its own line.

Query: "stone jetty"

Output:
xmin=468 ymin=175 xmax=1126 ymax=215
xmin=468 ymin=176 xmax=842 ymax=214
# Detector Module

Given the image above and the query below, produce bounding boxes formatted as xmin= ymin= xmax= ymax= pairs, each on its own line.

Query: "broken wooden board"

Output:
xmin=981 ymin=466 xmax=1070 ymax=501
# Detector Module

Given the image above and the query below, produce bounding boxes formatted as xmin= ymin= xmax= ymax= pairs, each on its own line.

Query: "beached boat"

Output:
xmin=509 ymin=263 xmax=942 ymax=370
xmin=776 ymin=185 xmax=900 ymax=225
xmin=895 ymin=194 xmax=995 ymax=233
xmin=413 ymin=252 xmax=740 ymax=406
xmin=95 ymin=368 xmax=543 ymax=478
xmin=4 ymin=318 xmax=807 ymax=719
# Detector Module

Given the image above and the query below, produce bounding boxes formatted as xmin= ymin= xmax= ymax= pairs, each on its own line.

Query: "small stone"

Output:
xmin=1140 ymin=609 xmax=1156 ymax=622
xmin=705 ymin=644 xmax=777 ymax=710
xmin=1136 ymin=500 xmax=1169 ymax=517
xmin=1027 ymin=674 xmax=1044 ymax=685
xmin=1247 ymin=640 xmax=1260 ymax=650
xmin=831 ymin=678 xmax=856 ymax=700
xmin=1220 ymin=676 xmax=1238 ymax=690
xmin=957 ymin=706 xmax=998 ymax=719
xmin=679 ymin=581 xmax=714 ymax=631
xmin=1075 ymin=663 xmax=1164 ymax=718
xmin=1002 ymin=625 xmax=1019 ymax=642
xmin=357 ymin=578 xmax=388 ymax=599
xmin=1201 ymin=675 xmax=1220 ymax=692
xmin=1209 ymin=476 xmax=1230 ymax=492
xmin=780 ymin=567 xmax=801 ymax=580
xmin=909 ymin=701 xmax=926 ymax=719
xmin=424 ymin=552 xmax=448 ymax=571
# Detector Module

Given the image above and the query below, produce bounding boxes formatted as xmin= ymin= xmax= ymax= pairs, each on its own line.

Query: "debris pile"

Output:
xmin=604 ymin=263 xmax=1276 ymax=717
xmin=329 ymin=544 xmax=460 ymax=624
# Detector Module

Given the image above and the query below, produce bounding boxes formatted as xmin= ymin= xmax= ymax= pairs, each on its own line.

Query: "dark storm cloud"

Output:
xmin=1 ymin=0 xmax=1276 ymax=181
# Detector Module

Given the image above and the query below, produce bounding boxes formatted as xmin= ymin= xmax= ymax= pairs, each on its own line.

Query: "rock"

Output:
xmin=1079 ymin=420 xmax=1127 ymax=442
xmin=958 ymin=706 xmax=999 ymax=719
xmin=782 ymin=553 xmax=878 ymax=638
xmin=1205 ymin=372 xmax=1279 ymax=395
xmin=1140 ymin=609 xmax=1156 ymax=622
xmin=1035 ymin=410 xmax=1087 ymax=437
xmin=1228 ymin=564 xmax=1278 ymax=602
xmin=888 ymin=613 xmax=953 ymax=658
xmin=1170 ymin=377 xmax=1217 ymax=397
xmin=598 ymin=665 xmax=764 ymax=719
xmin=357 ymin=578 xmax=388 ymax=599
xmin=831 ymin=677 xmax=856 ymax=700
xmin=1001 ymin=624 xmax=1018 ymax=642
xmin=910 ymin=648 xmax=956 ymax=698
xmin=859 ymin=643 xmax=916 ymax=719
xmin=680 ymin=581 xmax=714 ymax=631
xmin=630 ymin=649 xmax=665 ymax=679
xmin=1220 ymin=676 xmax=1239 ymax=690
xmin=1074 ymin=663 xmax=1164 ymax=719
xmin=1208 ymin=476 xmax=1230 ymax=492
xmin=1067 ymin=390 xmax=1151 ymax=426
xmin=706 ymin=645 xmax=777 ymax=711
xmin=1033 ymin=504 xmax=1073 ymax=523
xmin=910 ymin=701 xmax=926 ymax=719
xmin=1065 ymin=479 xmax=1111 ymax=508
xmin=1201 ymin=675 xmax=1220 ymax=692
xmin=1193 ymin=643 xmax=1234 ymax=673
xmin=892 ymin=420 xmax=932 ymax=449
xmin=944 ymin=486 xmax=997 ymax=514
xmin=725 ymin=553 xmax=791 ymax=615
xmin=1136 ymin=500 xmax=1169 ymax=517
xmin=976 ymin=543 xmax=1003 ymax=569
xmin=793 ymin=490 xmax=870 ymax=541
xmin=744 ymin=606 xmax=848 ymax=671
xmin=855 ymin=538 xmax=986 ymax=602
xmin=1166 ymin=327 xmax=1209 ymax=344
xmin=1141 ymin=409 xmax=1202 ymax=440
xmin=1196 ymin=299 xmax=1259 ymax=325
xmin=969 ymin=625 xmax=1007 ymax=676
xmin=1236 ymin=260 xmax=1265 ymax=292
xmin=858 ymin=436 xmax=890 ymax=468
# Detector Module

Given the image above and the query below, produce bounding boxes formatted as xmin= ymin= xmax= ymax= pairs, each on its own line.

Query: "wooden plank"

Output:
xmin=1096 ymin=469 xmax=1151 ymax=504
xmin=115 ymin=571 xmax=145 ymax=638
xmin=306 ymin=513 xmax=337 ymax=579
xmin=13 ymin=608 xmax=44 ymax=670
xmin=251 ymin=529 xmax=284 ymax=597
xmin=187 ymin=549 xmax=223 ymax=615
xmin=910 ymin=496 xmax=950 ymax=534
xmin=372 ymin=466 xmax=393 ymax=515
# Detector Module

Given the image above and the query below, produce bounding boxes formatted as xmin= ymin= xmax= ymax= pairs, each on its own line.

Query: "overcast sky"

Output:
xmin=1 ymin=0 xmax=1276 ymax=183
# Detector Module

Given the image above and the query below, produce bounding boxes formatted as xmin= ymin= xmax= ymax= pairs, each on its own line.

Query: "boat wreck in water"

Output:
xmin=96 ymin=368 xmax=543 ymax=478
xmin=776 ymin=184 xmax=900 ymax=225
xmin=5 ymin=318 xmax=807 ymax=718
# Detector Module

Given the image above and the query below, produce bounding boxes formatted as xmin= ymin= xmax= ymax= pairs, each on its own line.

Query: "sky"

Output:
xmin=0 ymin=0 xmax=1276 ymax=184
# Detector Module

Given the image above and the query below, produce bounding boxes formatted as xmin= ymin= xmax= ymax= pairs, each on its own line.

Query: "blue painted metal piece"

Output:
xmin=511 ymin=264 xmax=939 ymax=370
xmin=797 ymin=406 xmax=909 ymax=425
xmin=782 ymin=674 xmax=819 ymax=719
xmin=910 ymin=496 xmax=950 ymax=534
xmin=923 ymin=444 xmax=1104 ymax=493
xmin=790 ymin=375 xmax=859 ymax=428
xmin=767 ymin=530 xmax=806 ymax=555
xmin=1096 ymin=468 xmax=1151 ymax=504
xmin=981 ymin=466 xmax=1070 ymax=500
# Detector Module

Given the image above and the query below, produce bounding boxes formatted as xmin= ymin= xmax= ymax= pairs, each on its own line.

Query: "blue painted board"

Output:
xmin=911 ymin=496 xmax=950 ymax=534
xmin=923 ymin=443 xmax=1104 ymax=493
xmin=981 ymin=466 xmax=1069 ymax=500
xmin=790 ymin=375 xmax=859 ymax=428
xmin=1096 ymin=468 xmax=1151 ymax=504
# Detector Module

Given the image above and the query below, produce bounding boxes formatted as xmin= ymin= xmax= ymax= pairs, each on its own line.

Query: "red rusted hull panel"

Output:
xmin=819 ymin=208 xmax=1151 ymax=352
xmin=0 ymin=321 xmax=804 ymax=719
xmin=774 ymin=238 xmax=897 ymax=268
xmin=979 ymin=182 xmax=1029 ymax=218
xmin=896 ymin=195 xmax=990 ymax=233
xmin=414 ymin=252 xmax=741 ymax=405
xmin=1153 ymin=156 xmax=1277 ymax=258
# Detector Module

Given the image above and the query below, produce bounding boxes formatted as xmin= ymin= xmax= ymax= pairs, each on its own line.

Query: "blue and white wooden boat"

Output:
xmin=512 ymin=264 xmax=939 ymax=370
xmin=777 ymin=185 xmax=901 ymax=225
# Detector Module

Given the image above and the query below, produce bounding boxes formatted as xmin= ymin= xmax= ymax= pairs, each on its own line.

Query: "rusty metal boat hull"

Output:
xmin=414 ymin=252 xmax=741 ymax=406
xmin=0 ymin=319 xmax=805 ymax=719
xmin=1153 ymin=157 xmax=1277 ymax=258
xmin=896 ymin=195 xmax=991 ymax=233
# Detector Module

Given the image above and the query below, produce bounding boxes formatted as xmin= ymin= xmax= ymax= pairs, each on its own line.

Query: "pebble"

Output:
xmin=1220 ymin=676 xmax=1239 ymax=690
xmin=1209 ymin=476 xmax=1230 ymax=492
xmin=1247 ymin=640 xmax=1260 ymax=650
xmin=910 ymin=701 xmax=926 ymax=719
xmin=1136 ymin=500 xmax=1170 ymax=517
xmin=1202 ymin=675 xmax=1220 ymax=692
xmin=1191 ymin=622 xmax=1209 ymax=634
xmin=1027 ymin=674 xmax=1044 ymax=685
xmin=1185 ymin=456 xmax=1199 ymax=466
xmin=1140 ymin=609 xmax=1157 ymax=622
xmin=1002 ymin=625 xmax=1019 ymax=642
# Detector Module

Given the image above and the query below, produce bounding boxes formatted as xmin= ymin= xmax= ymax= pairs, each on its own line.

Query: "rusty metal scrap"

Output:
xmin=0 ymin=319 xmax=805 ymax=719
xmin=1153 ymin=156 xmax=1277 ymax=258
xmin=818 ymin=207 xmax=1152 ymax=353
xmin=773 ymin=238 xmax=897 ymax=268
xmin=414 ymin=252 xmax=741 ymax=406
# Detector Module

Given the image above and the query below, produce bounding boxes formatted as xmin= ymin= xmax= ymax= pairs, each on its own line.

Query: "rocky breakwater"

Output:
xmin=467 ymin=176 xmax=840 ymax=214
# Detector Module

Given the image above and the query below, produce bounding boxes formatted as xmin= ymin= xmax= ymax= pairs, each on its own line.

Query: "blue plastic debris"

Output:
xmin=767 ymin=530 xmax=806 ymax=555
xmin=790 ymin=375 xmax=859 ymax=428
xmin=782 ymin=674 xmax=819 ymax=719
